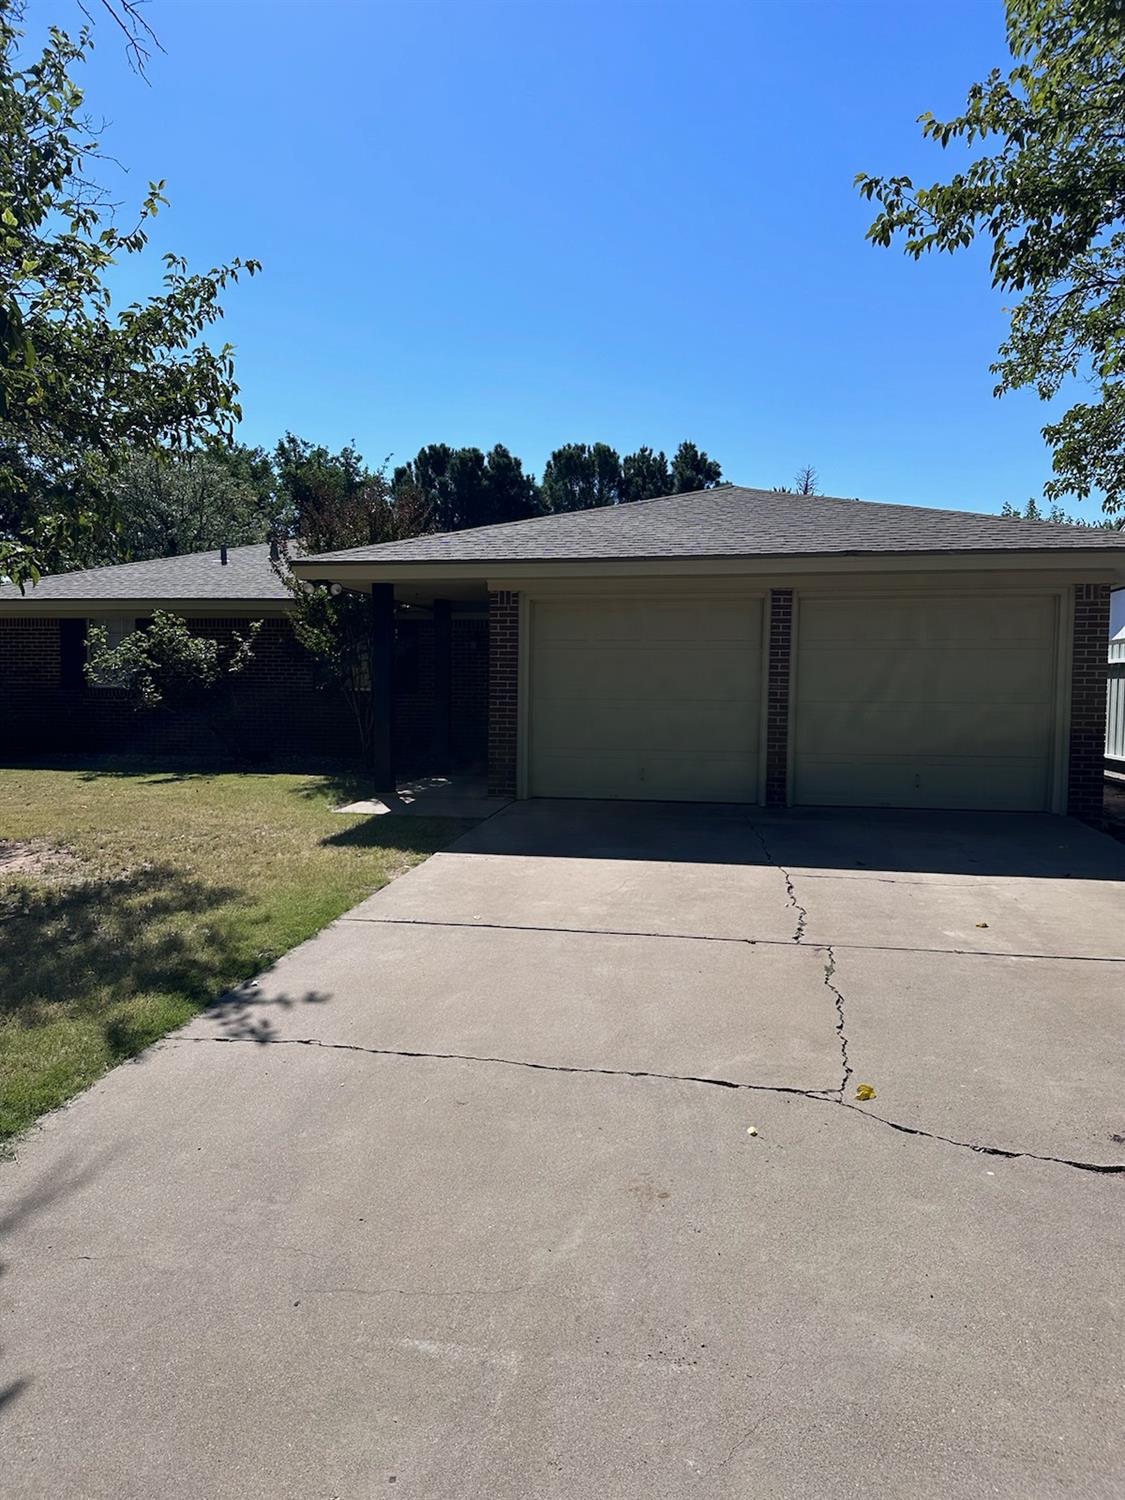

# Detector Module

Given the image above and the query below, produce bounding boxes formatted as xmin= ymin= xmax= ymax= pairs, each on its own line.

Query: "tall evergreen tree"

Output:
xmin=394 ymin=443 xmax=540 ymax=530
xmin=541 ymin=443 xmax=622 ymax=512
xmin=620 ymin=446 xmax=672 ymax=504
xmin=669 ymin=441 xmax=723 ymax=493
xmin=479 ymin=444 xmax=542 ymax=525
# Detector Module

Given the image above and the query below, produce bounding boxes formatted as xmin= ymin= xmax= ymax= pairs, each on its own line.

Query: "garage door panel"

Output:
xmin=535 ymin=598 xmax=760 ymax=646
xmin=534 ymin=696 xmax=760 ymax=755
xmin=794 ymin=756 xmax=1049 ymax=812
xmin=529 ymin=597 xmax=761 ymax=802
xmin=799 ymin=595 xmax=1056 ymax=647
xmin=534 ymin=644 xmax=757 ymax=702
xmin=797 ymin=647 xmax=1056 ymax=706
xmin=532 ymin=749 xmax=759 ymax=802
xmin=794 ymin=595 xmax=1057 ymax=812
xmin=795 ymin=702 xmax=1053 ymax=759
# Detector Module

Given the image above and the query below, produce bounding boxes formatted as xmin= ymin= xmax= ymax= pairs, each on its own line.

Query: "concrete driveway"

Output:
xmin=2 ymin=801 xmax=1124 ymax=1499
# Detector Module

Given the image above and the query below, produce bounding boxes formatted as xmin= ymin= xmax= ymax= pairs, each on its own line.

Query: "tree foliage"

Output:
xmin=85 ymin=610 xmax=260 ymax=710
xmin=1000 ymin=496 xmax=1123 ymax=526
xmin=393 ymin=443 xmax=539 ymax=530
xmin=104 ymin=444 xmax=286 ymax=562
xmin=620 ymin=446 xmax=672 ymax=504
xmin=540 ymin=439 xmax=722 ymax=513
xmin=0 ymin=2 xmax=258 ymax=587
xmin=856 ymin=0 xmax=1125 ymax=512
xmin=273 ymin=448 xmax=431 ymax=756
xmin=540 ymin=442 xmax=622 ymax=512
xmin=669 ymin=440 xmax=723 ymax=494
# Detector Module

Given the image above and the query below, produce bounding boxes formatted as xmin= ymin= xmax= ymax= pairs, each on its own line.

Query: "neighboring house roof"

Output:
xmin=299 ymin=485 xmax=1125 ymax=567
xmin=0 ymin=543 xmax=290 ymax=608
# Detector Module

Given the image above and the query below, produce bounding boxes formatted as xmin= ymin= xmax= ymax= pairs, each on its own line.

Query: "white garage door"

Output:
xmin=793 ymin=595 xmax=1059 ymax=811
xmin=528 ymin=595 xmax=762 ymax=801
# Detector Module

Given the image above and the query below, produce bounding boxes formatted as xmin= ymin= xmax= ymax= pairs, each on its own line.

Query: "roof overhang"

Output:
xmin=0 ymin=597 xmax=294 ymax=617
xmin=290 ymin=550 xmax=1125 ymax=588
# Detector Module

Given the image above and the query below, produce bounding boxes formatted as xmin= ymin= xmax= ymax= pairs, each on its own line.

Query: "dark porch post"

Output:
xmin=370 ymin=582 xmax=395 ymax=790
xmin=431 ymin=598 xmax=453 ymax=770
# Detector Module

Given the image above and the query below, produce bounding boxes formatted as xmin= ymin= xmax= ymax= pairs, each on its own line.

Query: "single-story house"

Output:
xmin=0 ymin=543 xmax=487 ymax=764
xmin=288 ymin=485 xmax=1125 ymax=821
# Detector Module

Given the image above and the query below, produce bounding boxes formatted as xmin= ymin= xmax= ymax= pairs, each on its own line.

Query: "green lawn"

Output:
xmin=0 ymin=763 xmax=471 ymax=1144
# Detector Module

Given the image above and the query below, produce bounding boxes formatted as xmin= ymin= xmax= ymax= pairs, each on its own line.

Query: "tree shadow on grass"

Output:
xmin=320 ymin=815 xmax=476 ymax=853
xmin=290 ymin=770 xmax=377 ymax=808
xmin=0 ymin=864 xmax=246 ymax=1056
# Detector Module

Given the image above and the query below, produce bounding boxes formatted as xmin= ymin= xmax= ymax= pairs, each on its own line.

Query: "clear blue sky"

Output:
xmin=26 ymin=0 xmax=1103 ymax=517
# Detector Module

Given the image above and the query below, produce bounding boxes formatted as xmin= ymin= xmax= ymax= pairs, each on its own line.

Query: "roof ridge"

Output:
xmin=744 ymin=486 xmax=1111 ymax=538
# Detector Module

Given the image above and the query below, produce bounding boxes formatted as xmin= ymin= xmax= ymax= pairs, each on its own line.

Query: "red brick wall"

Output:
xmin=0 ymin=614 xmax=355 ymax=760
xmin=1067 ymin=582 xmax=1111 ymax=822
xmin=765 ymin=589 xmax=794 ymax=807
xmin=1 ymin=610 xmax=491 ymax=770
xmin=0 ymin=618 xmax=62 ymax=688
xmin=488 ymin=591 xmax=519 ymax=798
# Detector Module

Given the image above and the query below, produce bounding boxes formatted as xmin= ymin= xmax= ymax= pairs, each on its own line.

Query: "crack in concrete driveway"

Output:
xmin=168 ymin=1032 xmax=1125 ymax=1176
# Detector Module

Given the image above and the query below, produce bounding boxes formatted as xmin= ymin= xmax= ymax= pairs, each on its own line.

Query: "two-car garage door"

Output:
xmin=524 ymin=592 xmax=1060 ymax=811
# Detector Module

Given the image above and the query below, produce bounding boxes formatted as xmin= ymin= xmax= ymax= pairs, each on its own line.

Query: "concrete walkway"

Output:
xmin=2 ymin=802 xmax=1124 ymax=1498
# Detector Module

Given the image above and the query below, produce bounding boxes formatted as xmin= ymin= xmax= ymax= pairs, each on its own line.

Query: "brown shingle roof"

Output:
xmin=300 ymin=486 xmax=1125 ymax=567
xmin=0 ymin=544 xmax=289 ymax=604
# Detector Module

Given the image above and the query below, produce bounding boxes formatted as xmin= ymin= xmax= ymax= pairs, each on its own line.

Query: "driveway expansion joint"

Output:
xmin=168 ymin=1035 xmax=1125 ymax=1177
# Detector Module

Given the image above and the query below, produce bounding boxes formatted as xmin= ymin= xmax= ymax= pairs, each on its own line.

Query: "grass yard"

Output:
xmin=0 ymin=762 xmax=471 ymax=1144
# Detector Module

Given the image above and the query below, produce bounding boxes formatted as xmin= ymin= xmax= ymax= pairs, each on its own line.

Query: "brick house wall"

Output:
xmin=487 ymin=591 xmax=520 ymax=798
xmin=1 ymin=611 xmax=489 ymax=769
xmin=1067 ymin=582 xmax=1111 ymax=822
xmin=0 ymin=615 xmax=356 ymax=759
xmin=765 ymin=589 xmax=794 ymax=807
xmin=0 ymin=618 xmax=62 ymax=688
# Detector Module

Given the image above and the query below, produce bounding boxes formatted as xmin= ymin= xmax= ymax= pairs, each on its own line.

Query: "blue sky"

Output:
xmin=27 ymin=0 xmax=1103 ymax=517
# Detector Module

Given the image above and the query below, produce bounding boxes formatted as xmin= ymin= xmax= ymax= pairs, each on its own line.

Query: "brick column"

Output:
xmin=488 ymin=590 xmax=520 ymax=798
xmin=1067 ymin=582 xmax=1110 ymax=822
xmin=765 ymin=588 xmax=794 ymax=807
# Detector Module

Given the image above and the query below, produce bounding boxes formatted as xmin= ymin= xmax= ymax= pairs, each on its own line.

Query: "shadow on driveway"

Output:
xmin=446 ymin=798 xmax=1125 ymax=880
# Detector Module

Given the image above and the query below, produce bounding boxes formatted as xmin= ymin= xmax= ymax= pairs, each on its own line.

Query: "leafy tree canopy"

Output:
xmin=857 ymin=0 xmax=1125 ymax=513
xmin=103 ymin=444 xmax=285 ymax=563
xmin=0 ymin=2 xmax=258 ymax=587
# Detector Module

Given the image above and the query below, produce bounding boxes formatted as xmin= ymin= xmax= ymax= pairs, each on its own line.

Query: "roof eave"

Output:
xmin=290 ymin=548 xmax=1125 ymax=586
xmin=0 ymin=596 xmax=294 ymax=616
